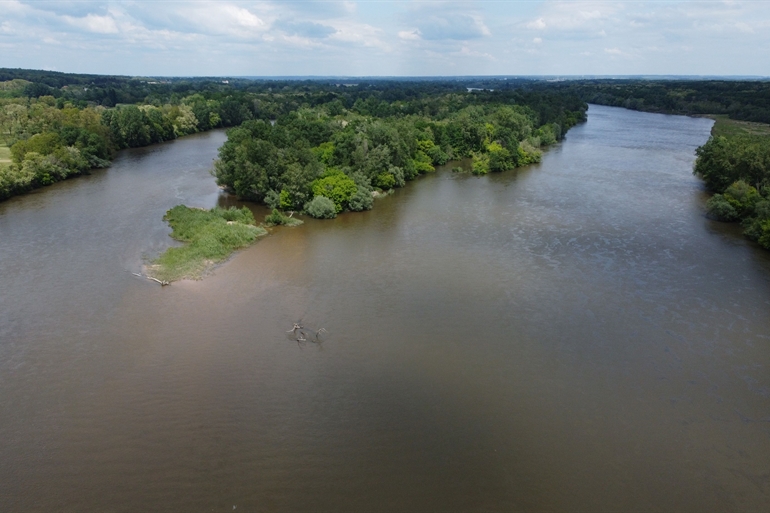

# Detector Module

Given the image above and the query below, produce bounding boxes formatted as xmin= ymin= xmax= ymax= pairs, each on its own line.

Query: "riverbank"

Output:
xmin=695 ymin=115 xmax=770 ymax=249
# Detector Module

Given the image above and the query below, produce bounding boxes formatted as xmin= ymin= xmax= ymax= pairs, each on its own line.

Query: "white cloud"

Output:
xmin=456 ymin=45 xmax=495 ymax=61
xmin=63 ymin=13 xmax=118 ymax=34
xmin=0 ymin=1 xmax=768 ymax=76
xmin=274 ymin=20 xmax=335 ymax=39
xmin=416 ymin=13 xmax=490 ymax=40
xmin=328 ymin=21 xmax=389 ymax=50
xmin=528 ymin=18 xmax=546 ymax=30
xmin=226 ymin=5 xmax=265 ymax=29
xmin=399 ymin=30 xmax=421 ymax=41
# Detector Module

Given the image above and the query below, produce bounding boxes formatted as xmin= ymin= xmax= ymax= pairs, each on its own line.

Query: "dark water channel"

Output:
xmin=1 ymin=105 xmax=769 ymax=512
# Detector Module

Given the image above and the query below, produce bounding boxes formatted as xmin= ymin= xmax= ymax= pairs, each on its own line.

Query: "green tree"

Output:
xmin=311 ymin=169 xmax=358 ymax=213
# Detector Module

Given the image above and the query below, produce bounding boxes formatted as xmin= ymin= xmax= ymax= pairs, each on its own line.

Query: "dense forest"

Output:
xmin=0 ymin=68 xmax=586 ymax=206
xmin=213 ymin=93 xmax=585 ymax=218
xmin=694 ymin=135 xmax=770 ymax=248
xmin=523 ymin=79 xmax=770 ymax=124
xmin=3 ymin=68 xmax=769 ymax=248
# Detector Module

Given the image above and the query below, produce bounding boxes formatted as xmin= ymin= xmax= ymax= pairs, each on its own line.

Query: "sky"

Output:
xmin=0 ymin=0 xmax=768 ymax=77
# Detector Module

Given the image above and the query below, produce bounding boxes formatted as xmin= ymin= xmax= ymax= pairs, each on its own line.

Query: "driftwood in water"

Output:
xmin=128 ymin=270 xmax=169 ymax=286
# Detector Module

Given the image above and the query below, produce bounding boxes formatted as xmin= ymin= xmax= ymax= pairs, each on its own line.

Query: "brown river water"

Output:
xmin=1 ymin=105 xmax=769 ymax=512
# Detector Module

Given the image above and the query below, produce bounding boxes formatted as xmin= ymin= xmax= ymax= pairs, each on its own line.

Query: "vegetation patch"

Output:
xmin=707 ymin=115 xmax=770 ymax=138
xmin=147 ymin=206 xmax=267 ymax=282
xmin=213 ymin=99 xmax=584 ymax=217
xmin=695 ymin=135 xmax=770 ymax=249
xmin=264 ymin=208 xmax=303 ymax=227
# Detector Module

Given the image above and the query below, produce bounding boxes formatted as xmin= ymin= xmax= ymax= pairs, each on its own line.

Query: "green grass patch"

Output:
xmin=148 ymin=205 xmax=267 ymax=282
xmin=708 ymin=115 xmax=770 ymax=138
xmin=0 ymin=145 xmax=11 ymax=163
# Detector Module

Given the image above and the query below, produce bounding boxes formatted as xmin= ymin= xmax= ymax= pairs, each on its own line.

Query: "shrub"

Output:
xmin=311 ymin=170 xmax=357 ymax=212
xmin=744 ymin=216 xmax=770 ymax=249
xmin=487 ymin=142 xmax=514 ymax=172
xmin=742 ymin=200 xmax=770 ymax=245
xmin=214 ymin=206 xmax=256 ymax=224
xmin=305 ymin=195 xmax=337 ymax=219
xmin=390 ymin=166 xmax=406 ymax=187
xmin=264 ymin=189 xmax=280 ymax=210
xmin=517 ymin=141 xmax=542 ymax=165
xmin=706 ymin=194 xmax=739 ymax=221
xmin=372 ymin=171 xmax=396 ymax=190
xmin=264 ymin=208 xmax=285 ymax=226
xmin=279 ymin=189 xmax=292 ymax=210
xmin=412 ymin=150 xmax=435 ymax=174
xmin=723 ymin=180 xmax=760 ymax=217
xmin=348 ymin=185 xmax=373 ymax=212
xmin=472 ymin=152 xmax=489 ymax=175
xmin=264 ymin=208 xmax=303 ymax=226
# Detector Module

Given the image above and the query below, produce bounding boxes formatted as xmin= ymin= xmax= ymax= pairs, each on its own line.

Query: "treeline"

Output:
xmin=695 ymin=135 xmax=770 ymax=248
xmin=0 ymin=93 xmax=253 ymax=200
xmin=214 ymin=93 xmax=586 ymax=218
xmin=535 ymin=79 xmax=770 ymax=124
xmin=0 ymin=69 xmax=587 ymax=203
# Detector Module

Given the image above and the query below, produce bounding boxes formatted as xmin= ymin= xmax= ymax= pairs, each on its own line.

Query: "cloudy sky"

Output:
xmin=0 ymin=0 xmax=768 ymax=77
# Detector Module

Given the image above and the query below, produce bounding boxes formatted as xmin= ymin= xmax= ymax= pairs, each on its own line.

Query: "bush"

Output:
xmin=214 ymin=206 xmax=256 ymax=224
xmin=724 ymin=180 xmax=760 ymax=216
xmin=517 ymin=140 xmax=542 ymax=165
xmin=472 ymin=152 xmax=489 ymax=175
xmin=744 ymin=217 xmax=770 ymax=249
xmin=0 ymin=164 xmax=24 ymax=198
xmin=305 ymin=195 xmax=337 ymax=219
xmin=264 ymin=208 xmax=303 ymax=226
xmin=706 ymin=194 xmax=739 ymax=221
xmin=487 ymin=142 xmax=514 ymax=172
xmin=412 ymin=150 xmax=435 ymax=174
xmin=372 ymin=171 xmax=396 ymax=190
xmin=742 ymin=200 xmax=770 ymax=246
xmin=348 ymin=185 xmax=373 ymax=212
xmin=264 ymin=208 xmax=286 ymax=225
xmin=311 ymin=170 xmax=357 ymax=213
xmin=264 ymin=189 xmax=280 ymax=210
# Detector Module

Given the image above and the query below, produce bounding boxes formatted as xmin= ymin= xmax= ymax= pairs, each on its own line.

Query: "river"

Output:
xmin=1 ymin=105 xmax=769 ymax=512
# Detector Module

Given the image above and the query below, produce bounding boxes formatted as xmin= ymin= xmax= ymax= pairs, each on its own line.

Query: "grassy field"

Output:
xmin=707 ymin=115 xmax=770 ymax=138
xmin=147 ymin=205 xmax=268 ymax=283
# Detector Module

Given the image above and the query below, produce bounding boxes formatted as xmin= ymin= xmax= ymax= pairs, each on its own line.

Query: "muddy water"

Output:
xmin=1 ymin=106 xmax=769 ymax=512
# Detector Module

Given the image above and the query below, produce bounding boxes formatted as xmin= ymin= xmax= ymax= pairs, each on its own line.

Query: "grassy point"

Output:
xmin=147 ymin=205 xmax=267 ymax=283
xmin=706 ymin=115 xmax=770 ymax=138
